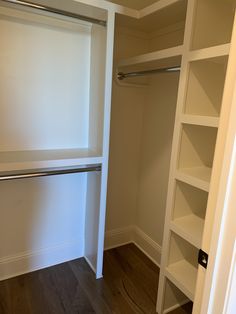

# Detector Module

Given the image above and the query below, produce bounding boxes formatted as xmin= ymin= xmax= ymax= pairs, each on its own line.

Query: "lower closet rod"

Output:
xmin=1 ymin=0 xmax=107 ymax=27
xmin=117 ymin=66 xmax=181 ymax=80
xmin=0 ymin=164 xmax=101 ymax=181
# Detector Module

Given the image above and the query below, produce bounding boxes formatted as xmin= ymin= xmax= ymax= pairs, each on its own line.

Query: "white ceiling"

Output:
xmin=106 ymin=0 xmax=160 ymax=10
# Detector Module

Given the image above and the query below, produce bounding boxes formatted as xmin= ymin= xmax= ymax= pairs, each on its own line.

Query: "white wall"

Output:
xmin=136 ymin=73 xmax=178 ymax=245
xmin=0 ymin=174 xmax=87 ymax=280
xmin=0 ymin=8 xmax=91 ymax=151
xmin=105 ymin=27 xmax=148 ymax=232
xmin=106 ymin=26 xmax=180 ymax=260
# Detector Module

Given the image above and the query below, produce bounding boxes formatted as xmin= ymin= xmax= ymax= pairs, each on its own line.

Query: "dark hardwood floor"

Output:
xmin=0 ymin=244 xmax=192 ymax=314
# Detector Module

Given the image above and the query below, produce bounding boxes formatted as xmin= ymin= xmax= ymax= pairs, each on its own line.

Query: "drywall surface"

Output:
xmin=106 ymin=27 xmax=178 ymax=250
xmin=106 ymin=28 xmax=148 ymax=231
xmin=136 ymin=74 xmax=178 ymax=245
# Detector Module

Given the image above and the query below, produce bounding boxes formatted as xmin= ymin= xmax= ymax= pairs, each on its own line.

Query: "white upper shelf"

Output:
xmin=117 ymin=45 xmax=183 ymax=71
xmin=188 ymin=43 xmax=230 ymax=62
xmin=170 ymin=214 xmax=204 ymax=249
xmin=175 ymin=167 xmax=211 ymax=192
xmin=0 ymin=149 xmax=103 ymax=172
xmin=180 ymin=114 xmax=220 ymax=128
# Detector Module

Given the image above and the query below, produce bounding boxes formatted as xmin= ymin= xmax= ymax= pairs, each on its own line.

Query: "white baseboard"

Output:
xmin=163 ymin=300 xmax=190 ymax=314
xmin=104 ymin=226 xmax=134 ymax=250
xmin=0 ymin=241 xmax=83 ymax=281
xmin=133 ymin=227 xmax=162 ymax=267
xmin=105 ymin=226 xmax=162 ymax=266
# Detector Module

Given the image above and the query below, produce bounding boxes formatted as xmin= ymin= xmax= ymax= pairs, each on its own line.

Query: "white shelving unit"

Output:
xmin=0 ymin=0 xmax=115 ymax=281
xmin=156 ymin=0 xmax=236 ymax=313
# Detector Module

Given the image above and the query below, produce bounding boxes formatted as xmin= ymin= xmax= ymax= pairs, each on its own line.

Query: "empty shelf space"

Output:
xmin=189 ymin=44 xmax=230 ymax=61
xmin=180 ymin=114 xmax=219 ymax=128
xmin=117 ymin=45 xmax=183 ymax=70
xmin=191 ymin=0 xmax=236 ymax=50
xmin=176 ymin=167 xmax=211 ymax=192
xmin=166 ymin=233 xmax=199 ymax=301
xmin=0 ymin=149 xmax=103 ymax=172
xmin=172 ymin=181 xmax=207 ymax=247
xmin=177 ymin=124 xmax=217 ymax=191
xmin=166 ymin=259 xmax=197 ymax=301
xmin=184 ymin=55 xmax=228 ymax=117
xmin=171 ymin=215 xmax=204 ymax=248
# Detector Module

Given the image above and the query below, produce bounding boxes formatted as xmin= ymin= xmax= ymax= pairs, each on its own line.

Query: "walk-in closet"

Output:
xmin=106 ymin=0 xmax=236 ymax=313
xmin=1 ymin=0 xmax=236 ymax=313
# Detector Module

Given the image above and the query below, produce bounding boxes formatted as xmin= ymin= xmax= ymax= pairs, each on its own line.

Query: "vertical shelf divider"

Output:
xmin=156 ymin=0 xmax=197 ymax=312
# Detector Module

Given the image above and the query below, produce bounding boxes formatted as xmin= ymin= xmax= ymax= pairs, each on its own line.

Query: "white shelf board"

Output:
xmin=189 ymin=43 xmax=230 ymax=62
xmin=175 ymin=167 xmax=212 ymax=192
xmin=180 ymin=114 xmax=219 ymax=128
xmin=0 ymin=149 xmax=103 ymax=172
xmin=166 ymin=259 xmax=197 ymax=301
xmin=117 ymin=45 xmax=183 ymax=70
xmin=170 ymin=215 xmax=204 ymax=249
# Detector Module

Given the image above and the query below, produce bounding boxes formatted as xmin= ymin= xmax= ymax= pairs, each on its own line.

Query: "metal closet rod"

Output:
xmin=0 ymin=164 xmax=101 ymax=181
xmin=1 ymin=0 xmax=107 ymax=27
xmin=117 ymin=66 xmax=181 ymax=80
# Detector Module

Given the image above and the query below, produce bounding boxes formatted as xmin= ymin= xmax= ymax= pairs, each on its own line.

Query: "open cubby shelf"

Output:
xmin=170 ymin=215 xmax=204 ymax=249
xmin=184 ymin=56 xmax=228 ymax=117
xmin=191 ymin=0 xmax=236 ymax=50
xmin=166 ymin=233 xmax=198 ymax=301
xmin=171 ymin=181 xmax=208 ymax=248
xmin=177 ymin=124 xmax=217 ymax=190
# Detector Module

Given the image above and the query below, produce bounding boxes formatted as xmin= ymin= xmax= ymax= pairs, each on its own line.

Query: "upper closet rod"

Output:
xmin=117 ymin=66 xmax=181 ymax=80
xmin=1 ymin=0 xmax=107 ymax=27
xmin=0 ymin=164 xmax=101 ymax=181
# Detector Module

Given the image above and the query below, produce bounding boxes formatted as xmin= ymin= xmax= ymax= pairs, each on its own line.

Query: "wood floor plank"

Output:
xmin=0 ymin=245 xmax=192 ymax=314
xmin=107 ymin=244 xmax=159 ymax=304
xmin=69 ymin=259 xmax=118 ymax=314
xmin=103 ymin=248 xmax=157 ymax=314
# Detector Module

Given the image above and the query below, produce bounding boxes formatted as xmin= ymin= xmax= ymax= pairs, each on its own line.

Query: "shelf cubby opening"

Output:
xmin=163 ymin=279 xmax=193 ymax=313
xmin=171 ymin=181 xmax=208 ymax=248
xmin=184 ymin=56 xmax=228 ymax=117
xmin=178 ymin=124 xmax=218 ymax=186
xmin=114 ymin=0 xmax=187 ymax=57
xmin=191 ymin=0 xmax=236 ymax=50
xmin=166 ymin=232 xmax=199 ymax=301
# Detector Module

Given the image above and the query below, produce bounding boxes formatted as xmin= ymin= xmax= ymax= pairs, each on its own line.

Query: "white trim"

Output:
xmin=163 ymin=300 xmax=190 ymax=314
xmin=104 ymin=226 xmax=134 ymax=250
xmin=104 ymin=226 xmax=162 ymax=266
xmin=133 ymin=227 xmax=162 ymax=267
xmin=84 ymin=255 xmax=97 ymax=274
xmin=0 ymin=241 xmax=83 ymax=281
